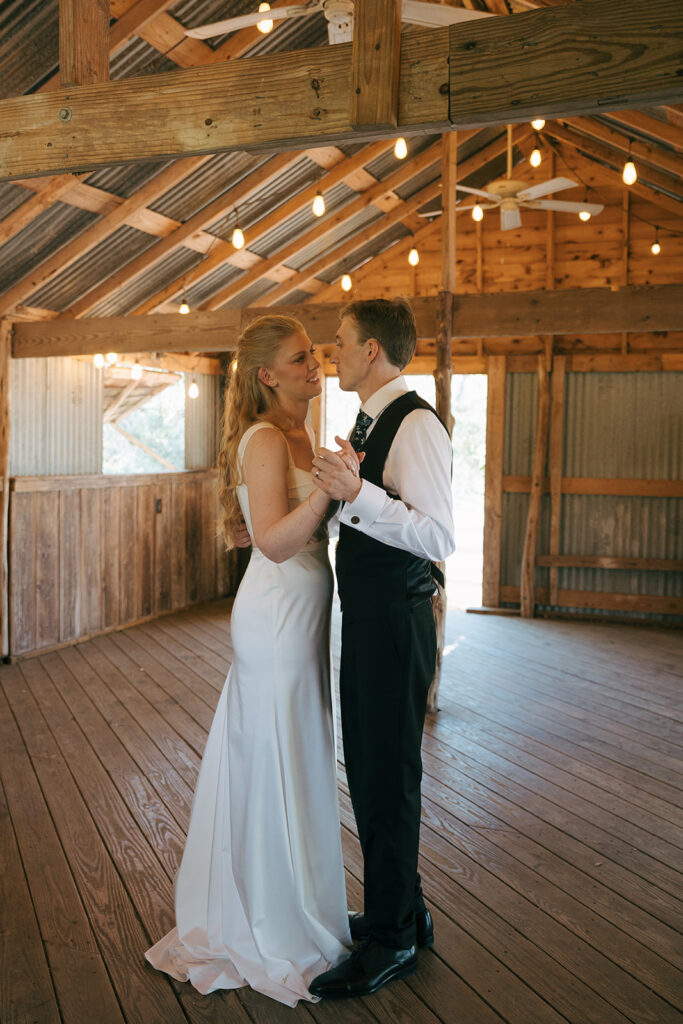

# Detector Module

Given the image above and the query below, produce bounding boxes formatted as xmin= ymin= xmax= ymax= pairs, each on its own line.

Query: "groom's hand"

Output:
xmin=312 ymin=446 xmax=362 ymax=503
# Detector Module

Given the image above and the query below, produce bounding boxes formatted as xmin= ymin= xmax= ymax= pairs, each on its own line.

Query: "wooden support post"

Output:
xmin=548 ymin=355 xmax=566 ymax=607
xmin=59 ymin=0 xmax=110 ymax=86
xmin=0 ymin=320 xmax=10 ymax=657
xmin=520 ymin=355 xmax=551 ymax=618
xmin=482 ymin=355 xmax=506 ymax=607
xmin=350 ymin=0 xmax=401 ymax=130
xmin=427 ymin=131 xmax=457 ymax=714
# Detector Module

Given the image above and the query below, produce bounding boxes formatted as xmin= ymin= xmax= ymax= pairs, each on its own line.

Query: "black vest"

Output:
xmin=336 ymin=391 xmax=448 ymax=619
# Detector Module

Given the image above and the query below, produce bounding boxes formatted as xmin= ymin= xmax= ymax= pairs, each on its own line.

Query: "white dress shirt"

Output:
xmin=338 ymin=376 xmax=455 ymax=562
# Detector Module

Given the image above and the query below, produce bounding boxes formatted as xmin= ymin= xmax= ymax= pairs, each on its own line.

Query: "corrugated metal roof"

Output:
xmin=206 ymin=154 xmax=322 ymax=240
xmin=365 ymin=134 xmax=434 ymax=182
xmin=27 ymin=224 xmax=161 ymax=311
xmin=150 ymin=150 xmax=268 ymax=221
xmin=0 ymin=182 xmax=34 ymax=219
xmin=250 ymin=180 xmax=358 ymax=261
xmin=0 ymin=202 xmax=98 ymax=294
xmin=224 ymin=275 xmax=276 ymax=308
xmin=394 ymin=161 xmax=441 ymax=202
xmin=110 ymin=35 xmax=178 ymax=81
xmin=87 ymin=246 xmax=205 ymax=318
xmin=184 ymin=259 xmax=243 ymax=308
xmin=318 ymin=222 xmax=411 ymax=283
xmin=85 ymin=159 xmax=174 ymax=198
xmin=172 ymin=0 xmax=329 ymax=54
xmin=0 ymin=0 xmax=57 ymax=99
xmin=286 ymin=202 xmax=383 ymax=272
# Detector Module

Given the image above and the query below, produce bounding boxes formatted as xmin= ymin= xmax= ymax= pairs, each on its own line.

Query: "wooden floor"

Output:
xmin=1 ymin=601 xmax=682 ymax=1024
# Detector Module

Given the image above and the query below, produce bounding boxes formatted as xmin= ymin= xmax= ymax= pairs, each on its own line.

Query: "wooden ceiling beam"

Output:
xmin=59 ymin=0 xmax=110 ymax=86
xmin=12 ymin=285 xmax=683 ymax=357
xmin=350 ymin=0 xmax=402 ymax=131
xmin=2 ymin=0 xmax=680 ymax=181
xmin=200 ymin=141 xmax=444 ymax=311
xmin=130 ymin=140 xmax=396 ymax=316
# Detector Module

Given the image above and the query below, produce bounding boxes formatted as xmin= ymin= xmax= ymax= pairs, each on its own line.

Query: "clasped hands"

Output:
xmin=312 ymin=436 xmax=364 ymax=503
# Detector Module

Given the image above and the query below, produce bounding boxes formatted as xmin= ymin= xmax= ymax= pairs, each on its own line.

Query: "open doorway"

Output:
xmin=324 ymin=374 xmax=487 ymax=609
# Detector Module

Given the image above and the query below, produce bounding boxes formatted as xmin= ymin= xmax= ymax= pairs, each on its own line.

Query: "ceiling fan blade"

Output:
xmin=184 ymin=5 xmax=318 ymax=39
xmin=516 ymin=177 xmax=577 ymax=202
xmin=523 ymin=199 xmax=605 ymax=214
xmin=402 ymin=0 xmax=495 ymax=26
xmin=500 ymin=206 xmax=522 ymax=231
xmin=455 ymin=184 xmax=500 ymax=202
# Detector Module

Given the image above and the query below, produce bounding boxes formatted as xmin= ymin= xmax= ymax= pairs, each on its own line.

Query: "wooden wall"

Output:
xmin=9 ymin=470 xmax=238 ymax=656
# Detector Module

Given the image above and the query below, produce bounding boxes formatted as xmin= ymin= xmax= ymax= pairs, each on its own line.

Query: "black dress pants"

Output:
xmin=340 ymin=597 xmax=436 ymax=949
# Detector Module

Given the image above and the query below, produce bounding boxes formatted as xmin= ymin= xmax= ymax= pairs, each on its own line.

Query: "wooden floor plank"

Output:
xmin=3 ymin=601 xmax=681 ymax=1024
xmin=0 ymin=683 xmax=126 ymax=1024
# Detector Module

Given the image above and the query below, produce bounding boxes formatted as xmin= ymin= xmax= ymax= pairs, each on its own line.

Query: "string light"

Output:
xmin=623 ymin=142 xmax=637 ymax=185
xmin=105 ymin=352 xmax=118 ymax=364
xmin=529 ymin=145 xmax=542 ymax=168
xmin=178 ymin=298 xmax=190 ymax=315
xmin=341 ymin=273 xmax=352 ymax=292
xmin=394 ymin=137 xmax=408 ymax=160
xmin=131 ymin=361 xmax=142 ymax=380
xmin=651 ymin=229 xmax=661 ymax=255
xmin=312 ymin=191 xmax=325 ymax=217
xmin=231 ymin=224 xmax=245 ymax=249
xmin=471 ymin=202 xmax=483 ymax=223
xmin=188 ymin=379 xmax=199 ymax=399
xmin=531 ymin=118 xmax=545 ymax=131
xmin=408 ymin=246 xmax=419 ymax=267
xmin=93 ymin=353 xmax=105 ymax=369
xmin=579 ymin=209 xmax=591 ymax=222
xmin=256 ymin=2 xmax=273 ymax=33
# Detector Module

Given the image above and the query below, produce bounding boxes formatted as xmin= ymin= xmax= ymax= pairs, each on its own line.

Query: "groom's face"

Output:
xmin=331 ymin=316 xmax=372 ymax=393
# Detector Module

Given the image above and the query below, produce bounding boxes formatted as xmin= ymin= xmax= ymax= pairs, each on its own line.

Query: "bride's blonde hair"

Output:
xmin=218 ymin=314 xmax=305 ymax=547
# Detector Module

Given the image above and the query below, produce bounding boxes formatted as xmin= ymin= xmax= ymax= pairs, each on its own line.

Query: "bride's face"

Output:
xmin=264 ymin=331 xmax=321 ymax=402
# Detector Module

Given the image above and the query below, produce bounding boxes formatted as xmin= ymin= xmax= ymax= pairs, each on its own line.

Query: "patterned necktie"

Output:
xmin=350 ymin=410 xmax=373 ymax=452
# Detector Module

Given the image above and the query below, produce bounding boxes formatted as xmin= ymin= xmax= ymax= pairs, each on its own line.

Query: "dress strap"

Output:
xmin=238 ymin=422 xmax=295 ymax=470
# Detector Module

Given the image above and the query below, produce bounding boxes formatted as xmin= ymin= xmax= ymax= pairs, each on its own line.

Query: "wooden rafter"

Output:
xmin=59 ymin=0 xmax=110 ymax=87
xmin=199 ymin=141 xmax=445 ymax=311
xmin=130 ymin=140 xmax=396 ymax=316
xmin=559 ymin=118 xmax=683 ymax=185
xmin=1 ymin=0 xmax=680 ymax=181
xmin=604 ymin=111 xmax=683 ymax=153
xmin=350 ymin=0 xmax=402 ymax=130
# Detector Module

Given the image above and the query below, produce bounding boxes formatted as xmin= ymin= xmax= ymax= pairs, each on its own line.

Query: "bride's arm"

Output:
xmin=242 ymin=428 xmax=329 ymax=563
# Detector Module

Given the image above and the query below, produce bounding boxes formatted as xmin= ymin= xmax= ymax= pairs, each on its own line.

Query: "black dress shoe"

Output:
xmin=309 ymin=939 xmax=418 ymax=999
xmin=348 ymin=908 xmax=434 ymax=948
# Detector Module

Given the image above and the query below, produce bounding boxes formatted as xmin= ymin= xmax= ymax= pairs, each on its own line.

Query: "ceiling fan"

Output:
xmin=454 ymin=125 xmax=604 ymax=230
xmin=184 ymin=1 xmax=494 ymax=46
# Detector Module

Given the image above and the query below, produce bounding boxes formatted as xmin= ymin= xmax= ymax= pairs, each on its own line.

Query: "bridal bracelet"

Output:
xmin=307 ymin=494 xmax=326 ymax=521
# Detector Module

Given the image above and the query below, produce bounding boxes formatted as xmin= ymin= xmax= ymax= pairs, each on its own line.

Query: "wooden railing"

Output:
xmin=9 ymin=470 xmax=239 ymax=656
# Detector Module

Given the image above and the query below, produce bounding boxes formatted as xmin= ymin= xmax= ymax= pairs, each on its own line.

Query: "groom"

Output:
xmin=309 ymin=298 xmax=454 ymax=998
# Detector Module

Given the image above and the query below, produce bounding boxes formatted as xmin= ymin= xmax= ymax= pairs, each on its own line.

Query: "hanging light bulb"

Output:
xmin=408 ymin=246 xmax=419 ymax=267
xmin=312 ymin=191 xmax=325 ymax=217
xmin=231 ymin=225 xmax=245 ymax=250
xmin=622 ymin=145 xmax=637 ymax=185
xmin=529 ymin=145 xmax=542 ymax=168
xmin=579 ymin=209 xmax=592 ymax=222
xmin=256 ymin=2 xmax=273 ymax=33
xmin=394 ymin=137 xmax=408 ymax=160
xmin=93 ymin=353 xmax=105 ymax=369
xmin=341 ymin=273 xmax=352 ymax=292
xmin=651 ymin=230 xmax=661 ymax=255
xmin=472 ymin=202 xmax=483 ymax=223
xmin=188 ymin=379 xmax=199 ymax=399
xmin=531 ymin=118 xmax=545 ymax=131
xmin=105 ymin=351 xmax=118 ymax=364
xmin=131 ymin=361 xmax=142 ymax=380
xmin=178 ymin=297 xmax=190 ymax=315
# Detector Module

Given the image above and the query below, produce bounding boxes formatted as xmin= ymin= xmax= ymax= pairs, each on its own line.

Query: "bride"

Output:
xmin=146 ymin=315 xmax=352 ymax=1006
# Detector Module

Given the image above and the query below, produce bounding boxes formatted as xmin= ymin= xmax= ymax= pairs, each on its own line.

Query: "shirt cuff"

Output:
xmin=340 ymin=479 xmax=386 ymax=528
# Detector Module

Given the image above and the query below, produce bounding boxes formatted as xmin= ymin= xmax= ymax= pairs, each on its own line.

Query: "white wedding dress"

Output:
xmin=146 ymin=422 xmax=350 ymax=1006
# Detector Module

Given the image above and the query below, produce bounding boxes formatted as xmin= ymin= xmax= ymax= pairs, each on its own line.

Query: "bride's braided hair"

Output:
xmin=217 ymin=314 xmax=304 ymax=547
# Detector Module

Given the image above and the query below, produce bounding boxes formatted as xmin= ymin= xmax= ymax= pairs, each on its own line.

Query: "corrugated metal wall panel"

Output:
xmin=500 ymin=369 xmax=682 ymax=613
xmin=564 ymin=372 xmax=682 ymax=478
xmin=185 ymin=373 xmax=221 ymax=469
xmin=10 ymin=357 xmax=102 ymax=475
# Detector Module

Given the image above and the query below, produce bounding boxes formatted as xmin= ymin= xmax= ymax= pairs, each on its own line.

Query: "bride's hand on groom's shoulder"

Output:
xmin=233 ymin=517 xmax=252 ymax=548
xmin=312 ymin=440 xmax=363 ymax=503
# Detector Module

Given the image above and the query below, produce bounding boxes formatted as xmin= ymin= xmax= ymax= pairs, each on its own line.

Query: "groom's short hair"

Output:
xmin=341 ymin=298 xmax=417 ymax=370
